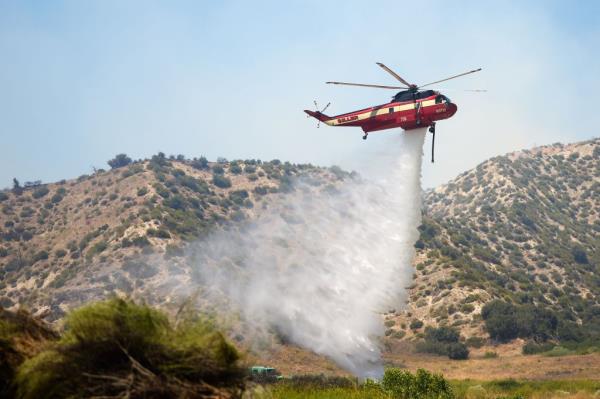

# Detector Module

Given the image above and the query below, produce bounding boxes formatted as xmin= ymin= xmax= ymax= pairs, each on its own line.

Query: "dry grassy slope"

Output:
xmin=387 ymin=138 xmax=600 ymax=343
xmin=0 ymin=155 xmax=346 ymax=321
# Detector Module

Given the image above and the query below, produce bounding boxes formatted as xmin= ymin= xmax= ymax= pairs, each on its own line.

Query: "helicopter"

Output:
xmin=304 ymin=63 xmax=482 ymax=162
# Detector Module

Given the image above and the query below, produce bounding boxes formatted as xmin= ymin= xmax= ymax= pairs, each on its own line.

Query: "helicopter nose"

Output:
xmin=447 ymin=102 xmax=458 ymax=117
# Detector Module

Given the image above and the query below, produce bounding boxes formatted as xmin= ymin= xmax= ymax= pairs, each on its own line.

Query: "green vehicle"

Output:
xmin=249 ymin=366 xmax=283 ymax=383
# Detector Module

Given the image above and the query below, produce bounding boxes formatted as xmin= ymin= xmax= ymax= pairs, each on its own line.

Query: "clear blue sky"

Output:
xmin=1 ymin=0 xmax=599 ymax=188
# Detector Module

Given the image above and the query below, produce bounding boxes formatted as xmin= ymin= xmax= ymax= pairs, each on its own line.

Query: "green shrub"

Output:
xmin=228 ymin=190 xmax=249 ymax=205
xmin=86 ymin=241 xmax=108 ymax=259
xmin=461 ymin=303 xmax=475 ymax=314
xmin=15 ymin=299 xmax=242 ymax=399
xmin=542 ymin=346 xmax=572 ymax=357
xmin=483 ymin=351 xmax=498 ymax=359
xmin=164 ymin=195 xmax=187 ymax=210
xmin=0 ymin=308 xmax=59 ymax=397
xmin=571 ymin=246 xmax=589 ymax=264
xmin=190 ymin=156 xmax=209 ymax=170
xmin=482 ymin=300 xmax=518 ymax=342
xmin=253 ymin=186 xmax=268 ymax=196
xmin=212 ymin=175 xmax=232 ymax=189
xmin=229 ymin=164 xmax=243 ymax=174
xmin=382 ymin=368 xmax=454 ymax=399
xmin=212 ymin=165 xmax=225 ymax=175
xmin=32 ymin=186 xmax=49 ymax=199
xmin=466 ymin=336 xmax=486 ymax=348
xmin=0 ymin=192 xmax=8 ymax=202
xmin=447 ymin=342 xmax=469 ymax=360
xmin=32 ymin=250 xmax=49 ymax=263
xmin=54 ymin=249 xmax=67 ymax=258
xmin=410 ymin=319 xmax=423 ymax=330
xmin=137 ymin=187 xmax=148 ymax=197
xmin=522 ymin=341 xmax=554 ymax=355
xmin=417 ymin=327 xmax=469 ymax=360
xmin=50 ymin=193 xmax=64 ymax=204
xmin=107 ymin=153 xmax=132 ymax=169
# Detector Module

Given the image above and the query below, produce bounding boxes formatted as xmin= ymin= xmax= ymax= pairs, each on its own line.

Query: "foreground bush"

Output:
xmin=382 ymin=368 xmax=454 ymax=399
xmin=271 ymin=369 xmax=454 ymax=399
xmin=16 ymin=298 xmax=244 ymax=399
xmin=0 ymin=308 xmax=58 ymax=399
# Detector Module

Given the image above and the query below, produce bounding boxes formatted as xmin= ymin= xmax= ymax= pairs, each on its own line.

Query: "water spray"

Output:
xmin=189 ymin=129 xmax=426 ymax=378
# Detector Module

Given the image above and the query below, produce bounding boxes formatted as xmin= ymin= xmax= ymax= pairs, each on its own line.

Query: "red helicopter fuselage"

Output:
xmin=304 ymin=91 xmax=457 ymax=134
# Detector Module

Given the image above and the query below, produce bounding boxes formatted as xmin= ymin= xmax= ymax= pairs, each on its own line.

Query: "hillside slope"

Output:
xmin=388 ymin=138 xmax=600 ymax=343
xmin=2 ymin=138 xmax=599 ymax=350
xmin=0 ymin=154 xmax=347 ymax=322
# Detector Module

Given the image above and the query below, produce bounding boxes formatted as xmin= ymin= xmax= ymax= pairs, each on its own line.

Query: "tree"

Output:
xmin=571 ymin=246 xmax=589 ymax=264
xmin=12 ymin=178 xmax=22 ymax=195
xmin=482 ymin=300 xmax=519 ymax=342
xmin=191 ymin=156 xmax=209 ymax=170
xmin=447 ymin=342 xmax=470 ymax=360
xmin=107 ymin=153 xmax=132 ymax=169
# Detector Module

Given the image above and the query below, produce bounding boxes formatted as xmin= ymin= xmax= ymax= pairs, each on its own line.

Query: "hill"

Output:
xmin=0 ymin=154 xmax=347 ymax=322
xmin=388 ymin=138 xmax=600 ymax=347
xmin=1 ymin=138 xmax=599 ymax=357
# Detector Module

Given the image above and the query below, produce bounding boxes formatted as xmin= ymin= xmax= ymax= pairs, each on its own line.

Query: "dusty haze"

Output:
xmin=172 ymin=130 xmax=427 ymax=378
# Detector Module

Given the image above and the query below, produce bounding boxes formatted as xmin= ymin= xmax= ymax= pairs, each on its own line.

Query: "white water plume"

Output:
xmin=189 ymin=129 xmax=426 ymax=378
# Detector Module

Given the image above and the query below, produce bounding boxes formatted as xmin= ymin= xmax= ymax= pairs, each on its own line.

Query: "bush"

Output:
xmin=410 ymin=319 xmax=424 ymax=330
xmin=190 ymin=156 xmax=209 ymax=170
xmin=32 ymin=250 xmax=49 ymax=263
xmin=0 ymin=192 xmax=8 ymax=202
xmin=15 ymin=299 xmax=243 ymax=398
xmin=382 ymin=368 xmax=454 ymax=399
xmin=482 ymin=300 xmax=518 ymax=342
xmin=32 ymin=186 xmax=49 ymax=199
xmin=212 ymin=165 xmax=225 ymax=175
xmin=212 ymin=175 xmax=232 ymax=189
xmin=137 ymin=187 xmax=148 ymax=197
xmin=522 ymin=341 xmax=554 ymax=355
xmin=229 ymin=163 xmax=243 ymax=175
xmin=107 ymin=153 xmax=132 ymax=169
xmin=483 ymin=300 xmax=558 ymax=342
xmin=465 ymin=337 xmax=484 ymax=348
xmin=447 ymin=342 xmax=469 ymax=360
xmin=54 ymin=249 xmax=67 ymax=258
xmin=228 ymin=190 xmax=249 ymax=205
xmin=425 ymin=326 xmax=460 ymax=343
xmin=571 ymin=246 xmax=589 ymax=264
xmin=461 ymin=303 xmax=475 ymax=314
xmin=50 ymin=193 xmax=64 ymax=204
xmin=0 ymin=308 xmax=59 ymax=397
xmin=417 ymin=326 xmax=469 ymax=360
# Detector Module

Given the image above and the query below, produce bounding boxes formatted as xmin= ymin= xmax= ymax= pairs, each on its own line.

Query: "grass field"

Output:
xmin=267 ymin=379 xmax=600 ymax=399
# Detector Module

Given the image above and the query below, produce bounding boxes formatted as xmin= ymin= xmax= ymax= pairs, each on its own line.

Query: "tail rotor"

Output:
xmin=309 ymin=100 xmax=330 ymax=128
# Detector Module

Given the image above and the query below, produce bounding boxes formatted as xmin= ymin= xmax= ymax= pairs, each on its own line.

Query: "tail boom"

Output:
xmin=304 ymin=110 xmax=332 ymax=124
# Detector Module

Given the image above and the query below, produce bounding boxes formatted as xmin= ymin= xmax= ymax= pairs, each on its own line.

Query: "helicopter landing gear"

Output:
xmin=429 ymin=123 xmax=436 ymax=163
xmin=362 ymin=133 xmax=368 ymax=140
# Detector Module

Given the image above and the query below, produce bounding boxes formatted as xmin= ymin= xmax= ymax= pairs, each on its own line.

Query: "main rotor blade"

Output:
xmin=437 ymin=89 xmax=487 ymax=92
xmin=326 ymin=81 xmax=407 ymax=89
xmin=419 ymin=68 xmax=482 ymax=88
xmin=376 ymin=62 xmax=414 ymax=87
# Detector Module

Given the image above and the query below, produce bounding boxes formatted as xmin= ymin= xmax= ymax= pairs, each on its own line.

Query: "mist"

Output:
xmin=183 ymin=129 xmax=426 ymax=378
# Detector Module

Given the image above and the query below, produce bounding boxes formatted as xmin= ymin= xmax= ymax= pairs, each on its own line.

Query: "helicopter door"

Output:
xmin=415 ymin=101 xmax=422 ymax=125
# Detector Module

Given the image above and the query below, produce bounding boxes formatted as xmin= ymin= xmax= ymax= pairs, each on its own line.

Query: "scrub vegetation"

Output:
xmin=1 ymin=298 xmax=244 ymax=399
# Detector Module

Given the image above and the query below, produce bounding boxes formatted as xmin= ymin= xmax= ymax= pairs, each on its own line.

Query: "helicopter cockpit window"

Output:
xmin=435 ymin=95 xmax=443 ymax=104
